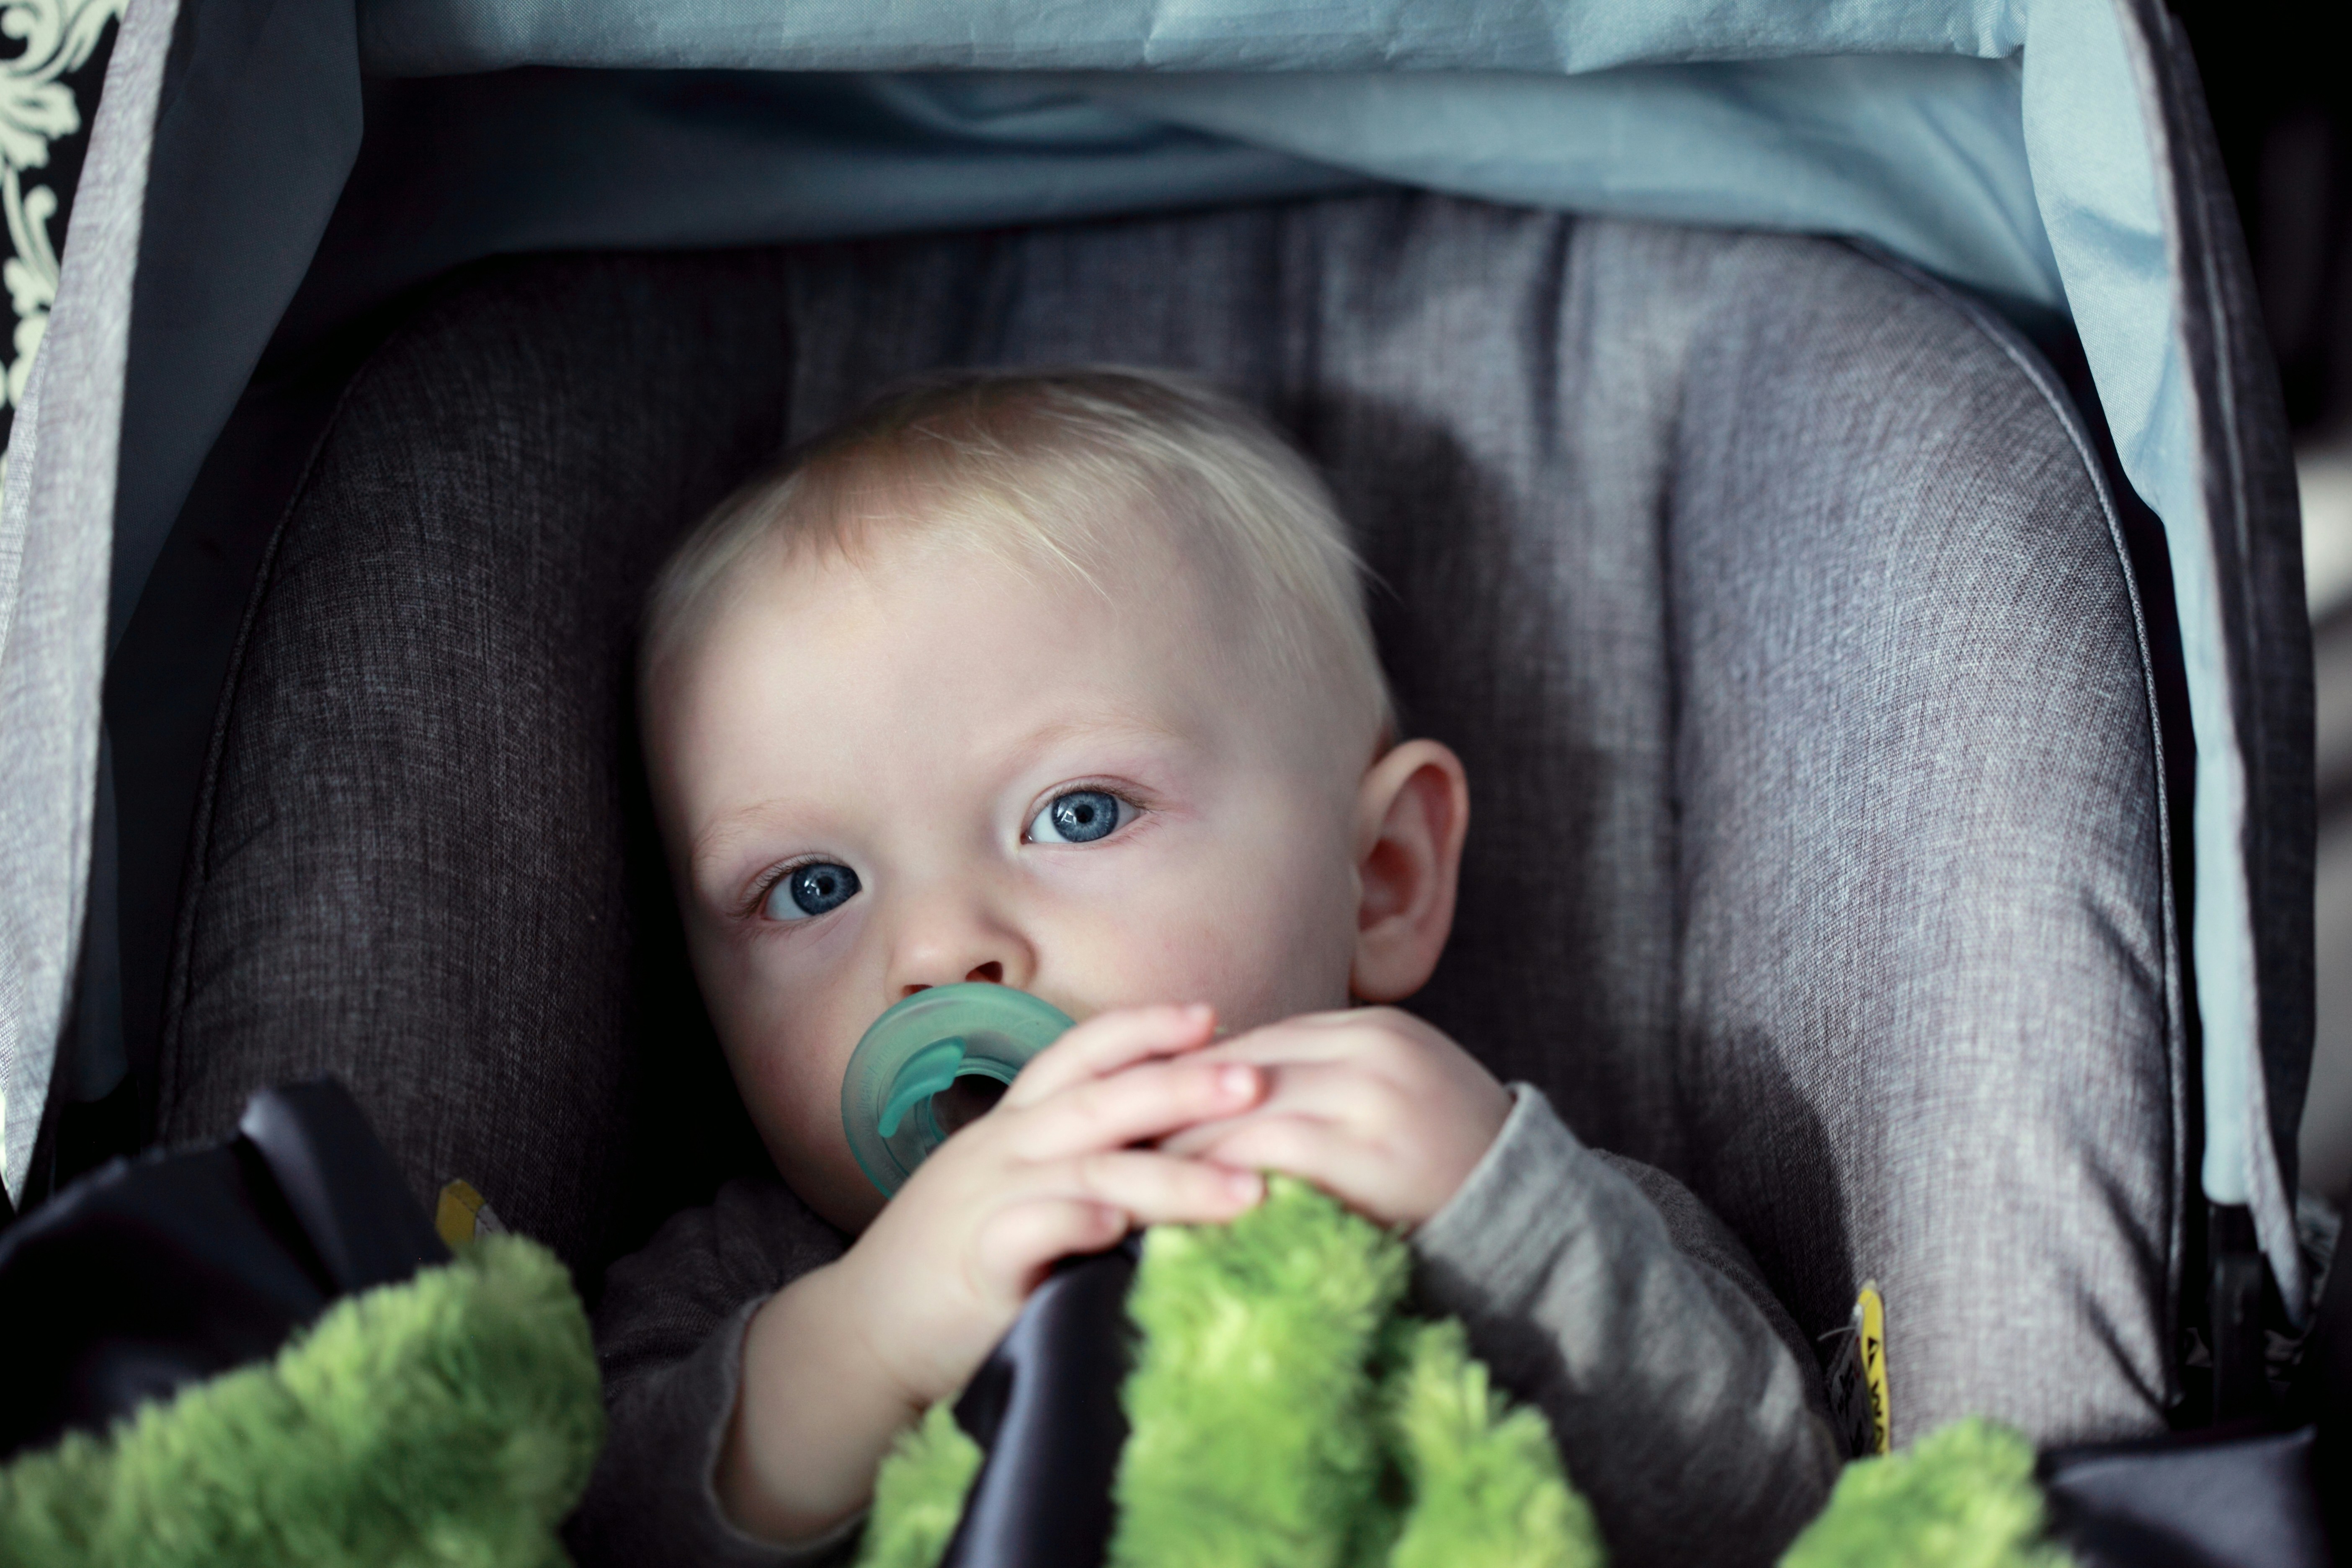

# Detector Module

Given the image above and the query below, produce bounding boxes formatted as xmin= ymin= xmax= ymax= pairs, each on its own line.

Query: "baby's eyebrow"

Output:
xmin=689 ymin=799 xmax=803 ymax=877
xmin=1010 ymin=710 xmax=1191 ymax=756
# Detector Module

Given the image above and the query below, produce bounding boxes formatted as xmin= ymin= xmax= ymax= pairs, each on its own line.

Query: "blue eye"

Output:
xmin=1029 ymin=789 xmax=1129 ymax=845
xmin=766 ymin=861 xmax=861 ymax=921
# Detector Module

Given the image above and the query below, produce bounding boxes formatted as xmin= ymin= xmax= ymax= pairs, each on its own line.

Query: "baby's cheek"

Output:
xmin=1080 ymin=865 xmax=1353 ymax=1028
xmin=742 ymin=1031 xmax=881 ymax=1224
xmin=721 ymin=1028 xmax=811 ymax=1150
xmin=711 ymin=976 xmax=864 ymax=1183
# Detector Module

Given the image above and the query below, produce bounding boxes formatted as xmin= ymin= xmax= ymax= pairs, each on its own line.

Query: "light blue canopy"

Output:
xmin=0 ymin=0 xmax=2304 ymax=1301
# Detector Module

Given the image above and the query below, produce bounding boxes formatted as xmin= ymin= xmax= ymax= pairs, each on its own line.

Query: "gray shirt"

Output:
xmin=570 ymin=1087 xmax=1841 ymax=1567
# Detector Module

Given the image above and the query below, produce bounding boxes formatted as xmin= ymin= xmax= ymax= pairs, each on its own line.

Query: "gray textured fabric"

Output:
xmin=578 ymin=1086 xmax=1836 ymax=1568
xmin=1586 ymin=1147 xmax=1818 ymax=1376
xmin=1413 ymin=1089 xmax=1839 ymax=1565
xmin=160 ymin=191 xmax=2176 ymax=1444
xmin=1664 ymin=256 xmax=2179 ymax=1443
xmin=158 ymin=252 xmax=799 ymax=1266
xmin=0 ymin=0 xmax=176 ymax=1200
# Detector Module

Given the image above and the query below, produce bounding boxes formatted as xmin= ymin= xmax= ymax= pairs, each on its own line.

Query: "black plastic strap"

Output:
xmin=0 ymin=1078 xmax=443 ymax=1462
xmin=940 ymin=1239 xmax=1137 ymax=1568
xmin=237 ymin=1078 xmax=445 ymax=1294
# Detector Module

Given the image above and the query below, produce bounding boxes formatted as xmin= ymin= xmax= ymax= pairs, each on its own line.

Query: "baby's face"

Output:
xmin=649 ymin=526 xmax=1370 ymax=1230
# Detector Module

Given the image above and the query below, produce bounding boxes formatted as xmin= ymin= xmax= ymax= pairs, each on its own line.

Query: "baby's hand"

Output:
xmin=836 ymin=1002 xmax=1266 ymax=1409
xmin=1158 ymin=1008 xmax=1510 ymax=1229
xmin=722 ymin=1004 xmax=1265 ymax=1541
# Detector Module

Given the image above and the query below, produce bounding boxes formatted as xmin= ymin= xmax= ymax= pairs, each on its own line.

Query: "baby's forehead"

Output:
xmin=661 ymin=542 xmax=1347 ymax=843
xmin=716 ymin=499 xmax=1183 ymax=645
xmin=766 ymin=491 xmax=1246 ymax=645
xmin=666 ymin=522 xmax=1352 ymax=785
xmin=645 ymin=372 xmax=1390 ymax=774
xmin=653 ymin=437 xmax=1388 ymax=783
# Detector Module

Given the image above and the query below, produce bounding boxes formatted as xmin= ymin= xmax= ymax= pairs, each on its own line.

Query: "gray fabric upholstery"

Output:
xmin=1663 ymin=256 xmax=2178 ymax=1441
xmin=159 ymin=192 xmax=2177 ymax=1444
xmin=159 ymin=251 xmax=797 ymax=1268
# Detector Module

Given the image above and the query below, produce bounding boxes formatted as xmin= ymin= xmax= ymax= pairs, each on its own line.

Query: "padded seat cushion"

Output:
xmin=158 ymin=192 xmax=2177 ymax=1445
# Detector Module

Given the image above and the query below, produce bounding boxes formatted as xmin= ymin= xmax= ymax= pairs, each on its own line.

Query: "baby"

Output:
xmin=580 ymin=371 xmax=1839 ymax=1567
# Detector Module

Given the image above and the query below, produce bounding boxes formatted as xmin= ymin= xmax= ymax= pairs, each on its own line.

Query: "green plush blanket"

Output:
xmin=0 ymin=1235 xmax=603 ymax=1568
xmin=0 ymin=1187 xmax=2068 ymax=1568
xmin=860 ymin=1180 xmax=2071 ymax=1568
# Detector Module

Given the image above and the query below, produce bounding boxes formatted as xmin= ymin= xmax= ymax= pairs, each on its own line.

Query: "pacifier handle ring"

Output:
xmin=842 ymin=984 xmax=1074 ymax=1196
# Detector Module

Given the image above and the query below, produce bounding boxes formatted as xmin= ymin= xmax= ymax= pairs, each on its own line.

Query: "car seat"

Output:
xmin=134 ymin=189 xmax=2190 ymax=1452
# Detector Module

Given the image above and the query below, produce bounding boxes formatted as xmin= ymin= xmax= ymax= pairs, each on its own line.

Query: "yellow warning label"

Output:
xmin=1824 ymin=1280 xmax=1893 ymax=1457
xmin=1855 ymin=1282 xmax=1891 ymax=1455
xmin=436 ymin=1179 xmax=490 ymax=1248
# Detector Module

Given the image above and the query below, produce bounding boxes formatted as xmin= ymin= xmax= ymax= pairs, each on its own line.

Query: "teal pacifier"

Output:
xmin=842 ymin=983 xmax=1074 ymax=1196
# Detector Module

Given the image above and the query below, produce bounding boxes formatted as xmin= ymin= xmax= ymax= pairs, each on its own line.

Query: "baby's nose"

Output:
xmin=899 ymin=960 xmax=1004 ymax=1001
xmin=885 ymin=889 xmax=1034 ymax=999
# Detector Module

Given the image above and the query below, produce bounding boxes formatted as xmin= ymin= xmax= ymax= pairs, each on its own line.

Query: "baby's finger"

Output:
xmin=1002 ymin=1003 xmax=1218 ymax=1107
xmin=970 ymin=1153 xmax=1263 ymax=1297
xmin=972 ymin=1199 xmax=1132 ymax=1298
xmin=1011 ymin=1056 xmax=1263 ymax=1158
xmin=1157 ymin=1061 xmax=1399 ymax=1157
xmin=1037 ymin=1148 xmax=1264 ymax=1224
xmin=1183 ymin=1115 xmax=1398 ymax=1212
xmin=1194 ymin=1024 xmax=1387 ymax=1068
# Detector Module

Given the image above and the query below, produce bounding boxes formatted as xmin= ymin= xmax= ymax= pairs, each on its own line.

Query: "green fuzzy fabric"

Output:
xmin=858 ymin=1406 xmax=985 ymax=1568
xmin=1779 ymin=1419 xmax=2068 ymax=1568
xmin=861 ymin=1179 xmax=1599 ymax=1568
xmin=0 ymin=1234 xmax=605 ymax=1568
xmin=860 ymin=1182 xmax=2075 ymax=1568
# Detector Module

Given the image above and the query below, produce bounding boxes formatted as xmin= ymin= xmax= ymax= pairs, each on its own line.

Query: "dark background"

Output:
xmin=2176 ymin=1 xmax=2352 ymax=1201
xmin=2181 ymin=2 xmax=2352 ymax=438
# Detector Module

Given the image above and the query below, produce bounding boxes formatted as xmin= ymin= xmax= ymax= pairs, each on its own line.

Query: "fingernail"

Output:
xmin=1219 ymin=1064 xmax=1256 ymax=1097
xmin=1228 ymin=1171 xmax=1264 ymax=1204
xmin=1185 ymin=1003 xmax=1214 ymax=1022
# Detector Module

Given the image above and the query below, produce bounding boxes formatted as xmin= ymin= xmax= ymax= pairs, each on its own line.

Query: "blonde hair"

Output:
xmin=641 ymin=367 xmax=1394 ymax=742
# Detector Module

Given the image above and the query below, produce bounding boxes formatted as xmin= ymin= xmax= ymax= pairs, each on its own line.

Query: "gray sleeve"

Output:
xmin=1411 ymin=1086 xmax=1842 ymax=1568
xmin=567 ymin=1178 xmax=861 ymax=1568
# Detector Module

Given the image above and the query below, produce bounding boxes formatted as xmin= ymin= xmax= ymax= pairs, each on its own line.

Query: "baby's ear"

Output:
xmin=1349 ymin=738 xmax=1470 ymax=1003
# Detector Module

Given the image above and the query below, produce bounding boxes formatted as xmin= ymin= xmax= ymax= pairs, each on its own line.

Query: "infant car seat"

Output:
xmin=134 ymin=195 xmax=2187 ymax=1449
xmin=0 ymin=0 xmax=2319 ymax=1547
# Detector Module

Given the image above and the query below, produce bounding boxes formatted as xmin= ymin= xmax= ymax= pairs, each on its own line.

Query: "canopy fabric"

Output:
xmin=358 ymin=0 xmax=2027 ymax=74
xmin=0 ymin=0 xmax=2308 ymax=1301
